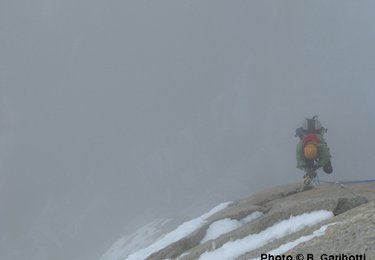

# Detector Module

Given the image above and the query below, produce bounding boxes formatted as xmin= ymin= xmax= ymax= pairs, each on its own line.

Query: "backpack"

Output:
xmin=302 ymin=115 xmax=323 ymax=134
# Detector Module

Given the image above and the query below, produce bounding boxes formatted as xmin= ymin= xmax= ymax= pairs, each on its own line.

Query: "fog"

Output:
xmin=1 ymin=1 xmax=375 ymax=259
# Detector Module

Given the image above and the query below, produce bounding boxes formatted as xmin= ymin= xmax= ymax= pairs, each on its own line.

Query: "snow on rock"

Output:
xmin=100 ymin=218 xmax=172 ymax=260
xmin=200 ymin=211 xmax=263 ymax=244
xmin=240 ymin=211 xmax=263 ymax=224
xmin=250 ymin=222 xmax=339 ymax=260
xmin=199 ymin=210 xmax=333 ymax=260
xmin=125 ymin=201 xmax=231 ymax=260
xmin=200 ymin=219 xmax=242 ymax=245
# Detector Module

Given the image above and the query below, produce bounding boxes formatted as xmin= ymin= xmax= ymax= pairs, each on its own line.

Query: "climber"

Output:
xmin=295 ymin=116 xmax=333 ymax=174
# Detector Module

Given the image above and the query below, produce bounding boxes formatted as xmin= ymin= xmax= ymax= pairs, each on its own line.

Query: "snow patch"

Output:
xmin=201 ymin=219 xmax=242 ymax=244
xmin=252 ymin=222 xmax=339 ymax=259
xmin=125 ymin=201 xmax=231 ymax=260
xmin=200 ymin=211 xmax=263 ymax=244
xmin=100 ymin=218 xmax=172 ymax=260
xmin=199 ymin=210 xmax=333 ymax=260
xmin=241 ymin=211 xmax=263 ymax=224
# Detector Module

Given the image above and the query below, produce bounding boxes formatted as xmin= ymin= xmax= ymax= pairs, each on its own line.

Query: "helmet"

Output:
xmin=304 ymin=143 xmax=318 ymax=160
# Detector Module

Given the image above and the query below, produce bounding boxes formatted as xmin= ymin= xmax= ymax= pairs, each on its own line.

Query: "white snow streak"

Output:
xmin=125 ymin=201 xmax=231 ymax=260
xmin=199 ymin=210 xmax=333 ymax=260
xmin=100 ymin=218 xmax=171 ymax=260
xmin=251 ymin=222 xmax=339 ymax=260
xmin=200 ymin=211 xmax=263 ymax=244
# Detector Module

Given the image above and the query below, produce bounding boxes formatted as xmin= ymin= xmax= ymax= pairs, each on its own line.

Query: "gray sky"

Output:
xmin=1 ymin=1 xmax=375 ymax=260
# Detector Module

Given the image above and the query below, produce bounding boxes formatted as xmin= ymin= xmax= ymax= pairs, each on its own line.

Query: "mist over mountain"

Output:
xmin=1 ymin=1 xmax=375 ymax=259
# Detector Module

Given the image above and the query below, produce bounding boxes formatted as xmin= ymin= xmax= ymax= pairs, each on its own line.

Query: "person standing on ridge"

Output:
xmin=295 ymin=116 xmax=333 ymax=183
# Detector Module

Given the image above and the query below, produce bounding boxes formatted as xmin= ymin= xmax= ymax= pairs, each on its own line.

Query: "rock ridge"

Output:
xmin=147 ymin=182 xmax=375 ymax=260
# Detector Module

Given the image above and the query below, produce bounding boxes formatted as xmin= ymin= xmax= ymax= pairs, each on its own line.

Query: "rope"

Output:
xmin=300 ymin=162 xmax=374 ymax=197
xmin=339 ymin=184 xmax=362 ymax=197
xmin=320 ymin=179 xmax=375 ymax=184
xmin=318 ymin=178 xmax=375 ymax=198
